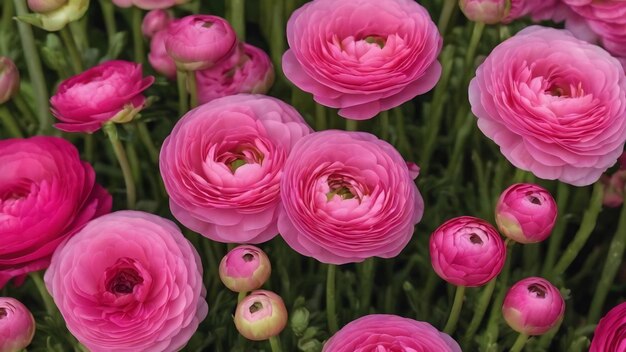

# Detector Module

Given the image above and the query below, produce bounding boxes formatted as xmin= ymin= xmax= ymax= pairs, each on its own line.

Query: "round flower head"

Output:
xmin=495 ymin=183 xmax=557 ymax=243
xmin=27 ymin=0 xmax=68 ymax=13
xmin=502 ymin=277 xmax=565 ymax=336
xmin=20 ymin=0 xmax=88 ymax=31
xmin=219 ymin=245 xmax=271 ymax=293
xmin=430 ymin=216 xmax=506 ymax=287
xmin=590 ymin=302 xmax=626 ymax=352
xmin=282 ymin=0 xmax=442 ymax=120
xmin=148 ymin=29 xmax=177 ymax=79
xmin=0 ymin=297 xmax=35 ymax=352
xmin=234 ymin=290 xmax=287 ymax=341
xmin=460 ymin=0 xmax=508 ymax=24
xmin=278 ymin=130 xmax=424 ymax=264
xmin=322 ymin=314 xmax=461 ymax=351
xmin=112 ymin=0 xmax=189 ymax=10
xmin=469 ymin=26 xmax=626 ymax=186
xmin=0 ymin=57 xmax=19 ymax=104
xmin=141 ymin=9 xmax=172 ymax=38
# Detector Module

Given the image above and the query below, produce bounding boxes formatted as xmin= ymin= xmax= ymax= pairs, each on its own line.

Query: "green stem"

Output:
xmin=379 ymin=110 xmax=389 ymax=140
xmin=345 ymin=119 xmax=357 ymax=131
xmin=326 ymin=264 xmax=339 ymax=334
xmin=464 ymin=22 xmax=485 ymax=74
xmin=104 ymin=123 xmax=136 ymax=209
xmin=84 ymin=134 xmax=94 ymax=163
xmin=131 ymin=6 xmax=145 ymax=63
xmin=483 ymin=240 xmax=514 ymax=347
xmin=187 ymin=70 xmax=199 ymax=108
xmin=60 ymin=26 xmax=83 ymax=73
xmin=0 ymin=105 xmax=23 ymax=137
xmin=30 ymin=271 xmax=56 ymax=316
xmin=393 ymin=108 xmax=413 ymax=160
xmin=177 ymin=70 xmax=189 ymax=116
xmin=269 ymin=0 xmax=284 ymax=79
xmin=99 ymin=0 xmax=117 ymax=42
xmin=0 ymin=0 xmax=14 ymax=55
xmin=359 ymin=258 xmax=375 ymax=315
xmin=268 ymin=336 xmax=282 ymax=352
xmin=136 ymin=121 xmax=159 ymax=163
xmin=510 ymin=333 xmax=529 ymax=352
xmin=437 ymin=0 xmax=456 ymax=36
xmin=542 ymin=182 xmax=571 ymax=275
xmin=237 ymin=291 xmax=247 ymax=303
xmin=462 ymin=277 xmax=497 ymax=346
xmin=315 ymin=103 xmax=327 ymax=131
xmin=12 ymin=93 xmax=37 ymax=127
xmin=227 ymin=0 xmax=246 ymax=41
xmin=443 ymin=285 xmax=466 ymax=335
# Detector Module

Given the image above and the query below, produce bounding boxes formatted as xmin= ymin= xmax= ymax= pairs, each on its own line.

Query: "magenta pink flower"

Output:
xmin=0 ymin=57 xmax=19 ymax=104
xmin=323 ymin=314 xmax=461 ymax=351
xmin=0 ymin=137 xmax=111 ymax=288
xmin=469 ymin=26 xmax=626 ymax=186
xmin=44 ymin=211 xmax=208 ymax=352
xmin=502 ymin=277 xmax=565 ymax=335
xmin=51 ymin=60 xmax=154 ymax=133
xmin=234 ymin=290 xmax=287 ymax=341
xmin=112 ymin=0 xmax=189 ymax=10
xmin=148 ymin=29 xmax=177 ymax=79
xmin=430 ymin=216 xmax=506 ymax=287
xmin=0 ymin=297 xmax=35 ymax=352
xmin=504 ymin=0 xmax=566 ymax=22
xmin=141 ymin=9 xmax=172 ymax=38
xmin=160 ymin=94 xmax=312 ymax=243
xmin=590 ymin=302 xmax=626 ymax=352
xmin=219 ymin=245 xmax=271 ymax=293
xmin=282 ymin=0 xmax=442 ymax=120
xmin=278 ymin=130 xmax=423 ymax=264
xmin=495 ymin=183 xmax=557 ymax=243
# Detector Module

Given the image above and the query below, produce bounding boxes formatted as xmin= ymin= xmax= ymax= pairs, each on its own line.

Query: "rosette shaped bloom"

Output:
xmin=141 ymin=9 xmax=172 ymax=38
xmin=278 ymin=130 xmax=424 ymax=264
xmin=0 ymin=57 xmax=19 ymax=104
xmin=44 ymin=211 xmax=208 ymax=352
xmin=323 ymin=314 xmax=461 ymax=352
xmin=148 ymin=30 xmax=177 ymax=79
xmin=469 ymin=26 xmax=626 ymax=186
xmin=21 ymin=0 xmax=88 ymax=31
xmin=429 ymin=216 xmax=506 ymax=287
xmin=160 ymin=94 xmax=312 ymax=243
xmin=282 ymin=0 xmax=442 ymax=120
xmin=495 ymin=183 xmax=557 ymax=243
xmin=51 ymin=60 xmax=154 ymax=133
xmin=502 ymin=277 xmax=564 ymax=335
xmin=0 ymin=137 xmax=111 ymax=288
xmin=219 ymin=245 xmax=271 ymax=293
xmin=165 ymin=15 xmax=238 ymax=71
xmin=0 ymin=297 xmax=35 ymax=352
xmin=196 ymin=43 xmax=274 ymax=104
xmin=112 ymin=0 xmax=188 ymax=10
xmin=590 ymin=302 xmax=626 ymax=351
xmin=234 ymin=290 xmax=287 ymax=341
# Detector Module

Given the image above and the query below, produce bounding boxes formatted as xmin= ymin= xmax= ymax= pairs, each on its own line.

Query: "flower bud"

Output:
xmin=496 ymin=183 xmax=557 ymax=244
xmin=219 ymin=245 xmax=271 ymax=293
xmin=27 ymin=0 xmax=68 ymax=13
xmin=148 ymin=30 xmax=177 ymax=79
xmin=290 ymin=306 xmax=310 ymax=336
xmin=430 ymin=216 xmax=506 ymax=287
xmin=142 ymin=9 xmax=172 ymax=38
xmin=459 ymin=0 xmax=508 ymax=24
xmin=0 ymin=297 xmax=36 ymax=352
xmin=502 ymin=277 xmax=564 ymax=335
xmin=234 ymin=290 xmax=288 ymax=341
xmin=18 ymin=0 xmax=89 ymax=31
xmin=0 ymin=57 xmax=20 ymax=104
xmin=601 ymin=171 xmax=626 ymax=208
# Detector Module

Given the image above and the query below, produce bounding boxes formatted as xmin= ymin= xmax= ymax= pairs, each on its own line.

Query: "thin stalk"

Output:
xmin=542 ymin=182 xmax=571 ymax=275
xmin=131 ymin=7 xmax=145 ymax=63
xmin=227 ymin=0 xmax=246 ymax=41
xmin=136 ymin=121 xmax=159 ymax=163
xmin=99 ymin=0 xmax=117 ymax=41
xmin=30 ymin=271 xmax=56 ymax=316
xmin=358 ymin=258 xmax=375 ymax=315
xmin=345 ymin=119 xmax=357 ymax=131
xmin=510 ymin=333 xmax=529 ymax=352
xmin=0 ymin=106 xmax=23 ymax=137
xmin=463 ymin=277 xmax=497 ymax=346
xmin=104 ymin=123 xmax=136 ymax=209
xmin=464 ymin=22 xmax=485 ymax=74
xmin=437 ymin=0 xmax=456 ymax=36
xmin=269 ymin=336 xmax=282 ymax=352
xmin=483 ymin=240 xmax=514 ymax=346
xmin=269 ymin=0 xmax=284 ymax=78
xmin=177 ymin=70 xmax=189 ymax=116
xmin=443 ymin=285 xmax=466 ymax=335
xmin=60 ymin=26 xmax=83 ymax=73
xmin=187 ymin=70 xmax=199 ymax=108
xmin=237 ymin=291 xmax=247 ymax=303
xmin=326 ymin=264 xmax=339 ymax=334
xmin=0 ymin=0 xmax=14 ymax=55
xmin=315 ymin=103 xmax=327 ymax=131
xmin=84 ymin=134 xmax=94 ymax=163
xmin=379 ymin=110 xmax=389 ymax=140
xmin=12 ymin=93 xmax=37 ymax=127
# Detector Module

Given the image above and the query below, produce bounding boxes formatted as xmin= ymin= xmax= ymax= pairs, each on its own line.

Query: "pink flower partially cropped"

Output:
xmin=112 ymin=0 xmax=189 ymax=10
xmin=148 ymin=30 xmax=177 ymax=79
xmin=51 ymin=60 xmax=154 ymax=133
xmin=469 ymin=26 xmax=626 ymax=186
xmin=590 ymin=302 xmax=626 ymax=352
xmin=44 ymin=211 xmax=208 ymax=352
xmin=160 ymin=94 xmax=312 ymax=243
xmin=0 ymin=137 xmax=111 ymax=288
xmin=0 ymin=57 xmax=19 ymax=104
xmin=282 ymin=0 xmax=442 ymax=120
xmin=0 ymin=297 xmax=35 ymax=352
xmin=323 ymin=314 xmax=461 ymax=352
xmin=142 ymin=9 xmax=172 ymax=38
xmin=502 ymin=277 xmax=564 ymax=335
xmin=278 ymin=130 xmax=424 ymax=264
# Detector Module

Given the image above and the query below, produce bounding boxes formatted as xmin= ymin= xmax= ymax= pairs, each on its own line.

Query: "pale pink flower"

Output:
xmin=141 ymin=9 xmax=172 ymax=38
xmin=112 ymin=0 xmax=189 ymax=10
xmin=234 ymin=290 xmax=287 ymax=341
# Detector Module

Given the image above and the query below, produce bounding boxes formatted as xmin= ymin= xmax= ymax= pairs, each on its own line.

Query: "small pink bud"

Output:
xmin=0 ymin=297 xmax=36 ymax=352
xmin=459 ymin=0 xmax=508 ymax=24
xmin=0 ymin=57 xmax=20 ymax=104
xmin=219 ymin=245 xmax=271 ymax=293
xmin=495 ymin=183 xmax=557 ymax=244
xmin=27 ymin=0 xmax=68 ymax=13
xmin=601 ymin=171 xmax=626 ymax=208
xmin=142 ymin=9 xmax=172 ymax=38
xmin=148 ymin=30 xmax=177 ymax=79
xmin=502 ymin=277 xmax=564 ymax=336
xmin=429 ymin=216 xmax=506 ymax=287
xmin=234 ymin=290 xmax=288 ymax=341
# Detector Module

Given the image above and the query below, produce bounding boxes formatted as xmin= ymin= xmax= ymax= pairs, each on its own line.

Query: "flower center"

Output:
xmin=528 ymin=283 xmax=547 ymax=298
xmin=249 ymin=301 xmax=263 ymax=314
xmin=242 ymin=253 xmax=254 ymax=262
xmin=469 ymin=233 xmax=484 ymax=245
xmin=216 ymin=143 xmax=265 ymax=174
xmin=545 ymin=81 xmax=584 ymax=98
xmin=0 ymin=308 xmax=7 ymax=319
xmin=525 ymin=191 xmax=542 ymax=205
xmin=326 ymin=176 xmax=357 ymax=201
xmin=363 ymin=35 xmax=386 ymax=48
xmin=104 ymin=258 xmax=144 ymax=296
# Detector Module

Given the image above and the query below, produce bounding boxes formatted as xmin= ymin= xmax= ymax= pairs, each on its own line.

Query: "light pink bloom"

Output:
xmin=51 ymin=60 xmax=154 ymax=133
xmin=469 ymin=26 xmax=626 ymax=186
xmin=0 ymin=57 xmax=19 ymax=104
xmin=148 ymin=29 xmax=177 ymax=79
xmin=112 ymin=0 xmax=189 ymax=10
xmin=323 ymin=314 xmax=461 ymax=352
xmin=460 ymin=0 xmax=508 ymax=24
xmin=278 ymin=130 xmax=424 ymax=264
xmin=44 ymin=211 xmax=208 ymax=352
xmin=160 ymin=94 xmax=312 ymax=243
xmin=0 ymin=137 xmax=111 ymax=288
xmin=282 ymin=0 xmax=442 ymax=120
xmin=0 ymin=297 xmax=35 ymax=352
xmin=141 ymin=9 xmax=172 ymax=38
xmin=496 ymin=183 xmax=557 ymax=243
xmin=590 ymin=302 xmax=626 ymax=352
xmin=430 ymin=216 xmax=506 ymax=287
xmin=219 ymin=245 xmax=271 ymax=293
xmin=234 ymin=290 xmax=287 ymax=341
xmin=27 ymin=0 xmax=67 ymax=13
xmin=504 ymin=0 xmax=567 ymax=23
xmin=502 ymin=277 xmax=564 ymax=335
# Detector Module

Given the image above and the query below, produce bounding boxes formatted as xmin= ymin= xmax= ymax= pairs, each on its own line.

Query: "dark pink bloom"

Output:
xmin=0 ymin=297 xmax=35 ymax=352
xmin=0 ymin=57 xmax=19 ymax=104
xmin=141 ymin=9 xmax=172 ymax=38
xmin=219 ymin=245 xmax=271 ymax=293
xmin=590 ymin=302 xmax=626 ymax=352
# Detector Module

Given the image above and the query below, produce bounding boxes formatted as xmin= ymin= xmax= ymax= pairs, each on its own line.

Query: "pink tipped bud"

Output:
xmin=142 ymin=9 xmax=172 ymax=38
xmin=601 ymin=171 xmax=626 ymax=208
xmin=219 ymin=245 xmax=271 ymax=293
xmin=0 ymin=57 xmax=20 ymax=104
xmin=148 ymin=30 xmax=177 ymax=79
xmin=496 ymin=183 xmax=557 ymax=244
xmin=0 ymin=297 xmax=36 ymax=352
xmin=234 ymin=290 xmax=288 ymax=341
xmin=502 ymin=277 xmax=564 ymax=336
xmin=430 ymin=216 xmax=506 ymax=287
xmin=27 ymin=0 xmax=68 ymax=13
xmin=459 ymin=0 xmax=508 ymax=24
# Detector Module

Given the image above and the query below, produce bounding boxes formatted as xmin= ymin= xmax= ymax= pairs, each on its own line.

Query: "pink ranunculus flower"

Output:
xmin=278 ymin=130 xmax=424 ymax=264
xmin=234 ymin=290 xmax=288 ymax=341
xmin=323 ymin=314 xmax=461 ymax=351
xmin=165 ymin=15 xmax=238 ymax=71
xmin=0 ymin=57 xmax=19 ymax=104
xmin=504 ymin=0 xmax=567 ymax=23
xmin=44 ymin=211 xmax=208 ymax=352
xmin=430 ymin=216 xmax=506 ymax=287
xmin=219 ymin=245 xmax=271 ymax=293
xmin=469 ymin=26 xmax=626 ymax=186
xmin=502 ymin=277 xmax=565 ymax=336
xmin=112 ymin=0 xmax=189 ymax=10
xmin=148 ymin=29 xmax=177 ymax=79
xmin=196 ymin=43 xmax=275 ymax=104
xmin=141 ymin=9 xmax=172 ymax=38
xmin=0 ymin=137 xmax=111 ymax=288
xmin=160 ymin=94 xmax=312 ymax=243
xmin=590 ymin=302 xmax=626 ymax=352
xmin=601 ymin=170 xmax=626 ymax=208
xmin=495 ymin=183 xmax=557 ymax=243
xmin=51 ymin=60 xmax=155 ymax=133
xmin=460 ymin=0 xmax=508 ymax=24
xmin=282 ymin=0 xmax=442 ymax=120
xmin=0 ymin=297 xmax=36 ymax=352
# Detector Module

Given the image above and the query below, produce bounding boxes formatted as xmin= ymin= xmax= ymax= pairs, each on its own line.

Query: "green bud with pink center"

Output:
xmin=234 ymin=290 xmax=288 ymax=341
xmin=219 ymin=245 xmax=271 ymax=293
